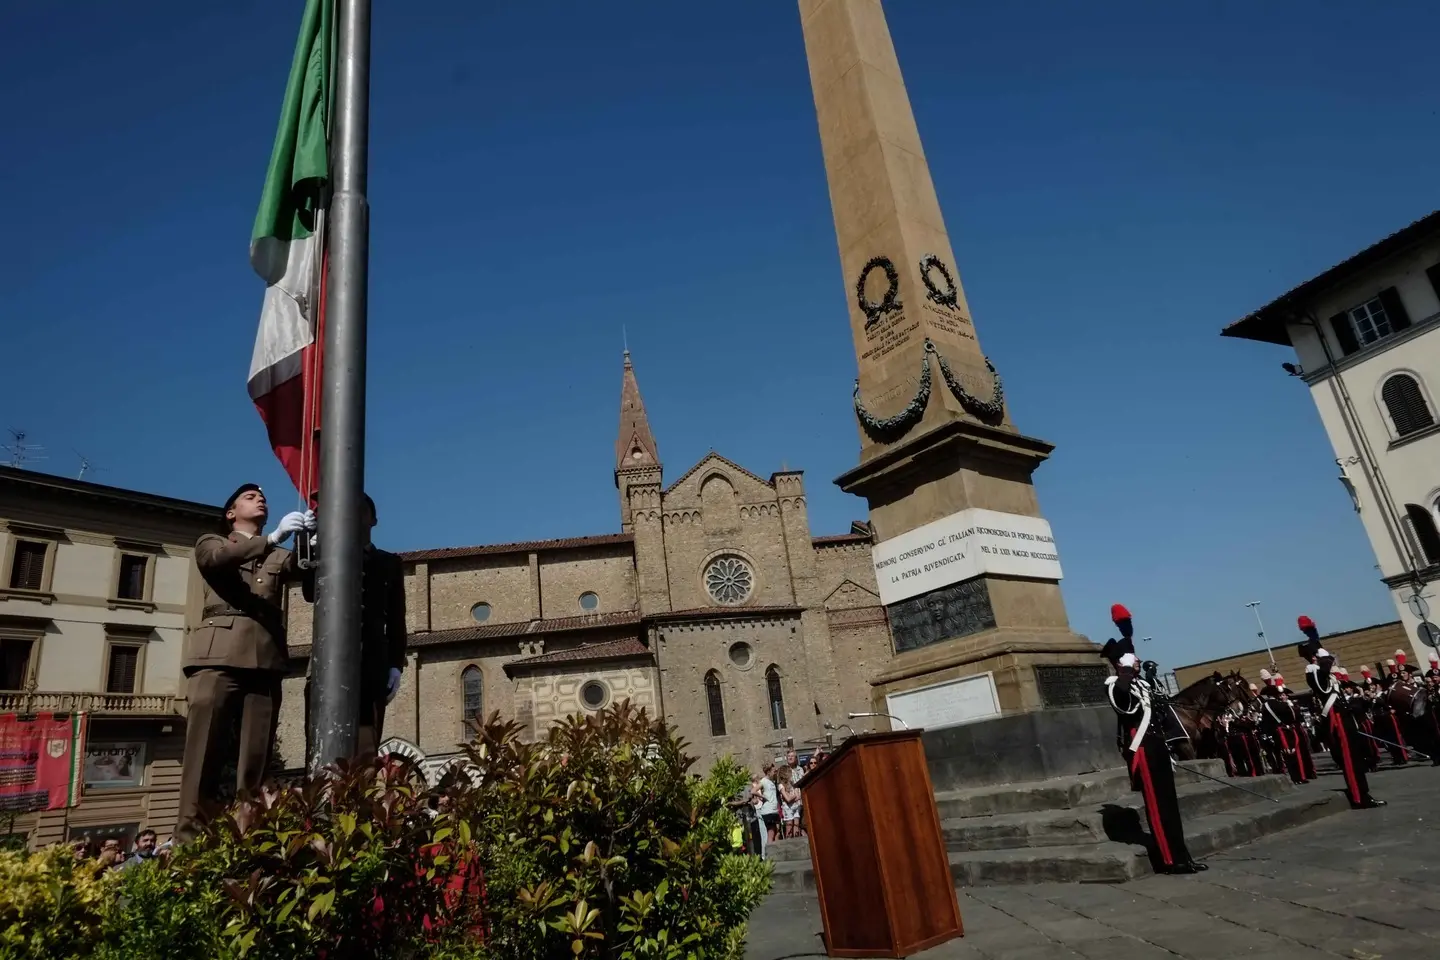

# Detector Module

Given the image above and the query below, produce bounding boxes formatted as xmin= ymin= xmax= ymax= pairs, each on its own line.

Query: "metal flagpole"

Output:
xmin=308 ymin=0 xmax=371 ymax=772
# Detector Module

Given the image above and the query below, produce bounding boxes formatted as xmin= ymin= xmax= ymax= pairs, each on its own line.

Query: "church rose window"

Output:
xmin=705 ymin=556 xmax=753 ymax=606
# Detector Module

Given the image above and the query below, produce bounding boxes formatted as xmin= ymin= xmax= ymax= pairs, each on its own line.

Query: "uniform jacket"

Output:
xmin=302 ymin=544 xmax=407 ymax=705
xmin=185 ymin=531 xmax=297 ymax=673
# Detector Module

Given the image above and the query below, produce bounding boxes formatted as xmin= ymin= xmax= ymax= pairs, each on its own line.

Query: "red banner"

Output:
xmin=0 ymin=713 xmax=86 ymax=812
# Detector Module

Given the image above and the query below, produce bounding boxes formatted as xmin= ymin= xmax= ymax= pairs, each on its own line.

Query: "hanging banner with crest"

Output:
xmin=0 ymin=712 xmax=87 ymax=811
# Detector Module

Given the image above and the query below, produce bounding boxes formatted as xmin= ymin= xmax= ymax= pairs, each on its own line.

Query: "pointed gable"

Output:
xmin=616 ymin=351 xmax=660 ymax=473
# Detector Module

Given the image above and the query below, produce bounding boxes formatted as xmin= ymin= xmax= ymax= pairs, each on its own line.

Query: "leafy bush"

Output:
xmin=451 ymin=702 xmax=772 ymax=960
xmin=0 ymin=845 xmax=116 ymax=960
xmin=160 ymin=757 xmax=485 ymax=960
xmin=95 ymin=860 xmax=231 ymax=960
xmin=0 ymin=702 xmax=770 ymax=960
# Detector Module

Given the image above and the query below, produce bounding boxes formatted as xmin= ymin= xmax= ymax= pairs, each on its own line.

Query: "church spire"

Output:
xmin=616 ymin=350 xmax=660 ymax=474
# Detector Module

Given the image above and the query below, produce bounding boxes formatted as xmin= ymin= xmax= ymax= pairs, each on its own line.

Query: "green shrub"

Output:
xmin=95 ymin=860 xmax=231 ymax=960
xmin=451 ymin=702 xmax=772 ymax=960
xmin=0 ymin=702 xmax=771 ymax=960
xmin=165 ymin=756 xmax=485 ymax=960
xmin=0 ymin=845 xmax=116 ymax=960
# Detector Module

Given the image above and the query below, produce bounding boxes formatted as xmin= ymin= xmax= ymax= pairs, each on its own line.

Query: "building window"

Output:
xmin=579 ymin=591 xmax=599 ymax=611
xmin=580 ymin=679 xmax=609 ymax=710
xmin=704 ymin=670 xmax=726 ymax=737
xmin=1405 ymin=504 xmax=1440 ymax=568
xmin=728 ymin=641 xmax=753 ymax=669
xmin=1348 ymin=298 xmax=1393 ymax=346
xmin=766 ymin=666 xmax=787 ymax=730
xmin=116 ymin=554 xmax=149 ymax=601
xmin=1381 ymin=374 xmax=1435 ymax=439
xmin=461 ymin=666 xmax=483 ymax=739
xmin=105 ymin=645 xmax=141 ymax=694
xmin=470 ymin=602 xmax=491 ymax=623
xmin=1330 ymin=288 xmax=1412 ymax=356
xmin=1 ymin=638 xmax=34 ymax=690
xmin=704 ymin=555 xmax=754 ymax=606
xmin=8 ymin=540 xmax=48 ymax=591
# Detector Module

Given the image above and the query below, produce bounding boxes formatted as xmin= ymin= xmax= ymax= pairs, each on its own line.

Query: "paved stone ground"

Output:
xmin=746 ymin=761 xmax=1440 ymax=959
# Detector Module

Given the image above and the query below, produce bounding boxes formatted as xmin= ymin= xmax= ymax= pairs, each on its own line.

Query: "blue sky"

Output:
xmin=2 ymin=0 xmax=1437 ymax=668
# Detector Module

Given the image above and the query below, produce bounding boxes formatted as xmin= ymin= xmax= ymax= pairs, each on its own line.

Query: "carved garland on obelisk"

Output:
xmin=852 ymin=251 xmax=1006 ymax=441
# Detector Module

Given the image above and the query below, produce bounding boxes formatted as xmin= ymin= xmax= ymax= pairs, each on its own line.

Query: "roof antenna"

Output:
xmin=3 ymin=429 xmax=46 ymax=470
xmin=73 ymin=450 xmax=104 ymax=481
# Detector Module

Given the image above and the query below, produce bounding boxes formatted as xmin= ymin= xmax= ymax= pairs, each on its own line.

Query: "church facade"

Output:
xmin=277 ymin=353 xmax=892 ymax=772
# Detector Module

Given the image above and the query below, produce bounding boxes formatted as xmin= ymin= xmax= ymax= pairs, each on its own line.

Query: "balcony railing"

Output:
xmin=0 ymin=690 xmax=181 ymax=716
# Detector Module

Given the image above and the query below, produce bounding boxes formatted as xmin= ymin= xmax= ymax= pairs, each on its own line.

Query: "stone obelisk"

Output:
xmin=799 ymin=0 xmax=1097 ymax=719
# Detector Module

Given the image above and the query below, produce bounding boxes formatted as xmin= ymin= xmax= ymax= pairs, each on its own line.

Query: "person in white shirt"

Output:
xmin=758 ymin=762 xmax=781 ymax=849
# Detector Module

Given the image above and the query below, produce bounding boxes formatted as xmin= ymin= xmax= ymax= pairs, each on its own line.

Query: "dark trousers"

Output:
xmin=1328 ymin=710 xmax=1372 ymax=808
xmin=1126 ymin=734 xmax=1193 ymax=868
xmin=176 ymin=668 xmax=281 ymax=841
xmin=303 ymin=680 xmax=385 ymax=761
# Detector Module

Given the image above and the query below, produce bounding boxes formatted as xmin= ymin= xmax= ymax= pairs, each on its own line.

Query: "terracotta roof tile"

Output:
xmin=504 ymin=637 xmax=652 ymax=674
xmin=402 ymin=533 xmax=633 ymax=563
xmin=648 ymin=605 xmax=803 ymax=623
xmin=1223 ymin=210 xmax=1440 ymax=345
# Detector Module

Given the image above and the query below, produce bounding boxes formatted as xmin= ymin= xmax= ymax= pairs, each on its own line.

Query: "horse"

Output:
xmin=1163 ymin=670 xmax=1256 ymax=761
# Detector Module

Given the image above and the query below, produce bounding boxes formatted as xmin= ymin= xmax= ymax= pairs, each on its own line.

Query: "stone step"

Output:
xmin=932 ymin=758 xmax=1230 ymax=819
xmin=941 ymin=774 xmax=1295 ymax=852
xmin=767 ymin=779 xmax=1345 ymax=890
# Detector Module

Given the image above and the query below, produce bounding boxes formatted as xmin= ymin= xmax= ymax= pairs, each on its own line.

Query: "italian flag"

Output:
xmin=248 ymin=0 xmax=332 ymax=501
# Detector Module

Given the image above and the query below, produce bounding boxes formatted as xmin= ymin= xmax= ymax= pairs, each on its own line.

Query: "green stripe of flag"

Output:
xmin=250 ymin=0 xmax=332 ymax=285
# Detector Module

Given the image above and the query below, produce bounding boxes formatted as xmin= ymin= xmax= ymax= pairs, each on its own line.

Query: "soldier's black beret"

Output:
xmin=222 ymin=483 xmax=262 ymax=514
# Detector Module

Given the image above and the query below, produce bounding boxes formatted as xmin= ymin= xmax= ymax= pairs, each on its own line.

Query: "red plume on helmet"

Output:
xmin=1295 ymin=615 xmax=1322 ymax=661
xmin=1111 ymin=604 xmax=1133 ymax=640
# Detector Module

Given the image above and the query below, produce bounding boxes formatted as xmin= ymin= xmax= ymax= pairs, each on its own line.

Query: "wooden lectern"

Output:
xmin=801 ymin=730 xmax=962 ymax=958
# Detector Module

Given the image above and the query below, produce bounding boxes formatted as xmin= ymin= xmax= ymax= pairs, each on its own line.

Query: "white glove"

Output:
xmin=302 ymin=509 xmax=317 ymax=530
xmin=385 ymin=667 xmax=403 ymax=704
xmin=267 ymin=511 xmax=309 ymax=546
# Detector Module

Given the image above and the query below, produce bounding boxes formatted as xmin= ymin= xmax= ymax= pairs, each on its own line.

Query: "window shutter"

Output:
xmin=1426 ymin=264 xmax=1440 ymax=303
xmin=9 ymin=541 xmax=47 ymax=591
xmin=1381 ymin=374 xmax=1436 ymax=437
xmin=1377 ymin=287 xmax=1412 ymax=332
xmin=106 ymin=646 xmax=139 ymax=694
xmin=117 ymin=555 xmax=147 ymax=600
xmin=1328 ymin=312 xmax=1360 ymax=356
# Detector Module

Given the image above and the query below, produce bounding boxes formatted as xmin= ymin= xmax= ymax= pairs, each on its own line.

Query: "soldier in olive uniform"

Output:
xmin=175 ymin=484 xmax=313 ymax=841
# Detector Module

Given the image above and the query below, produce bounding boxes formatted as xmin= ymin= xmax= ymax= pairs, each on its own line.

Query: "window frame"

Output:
xmin=1347 ymin=297 xmax=1393 ymax=347
xmin=102 ymin=640 xmax=145 ymax=695
xmin=1 ymin=526 xmax=61 ymax=601
xmin=460 ymin=664 xmax=484 ymax=741
xmin=704 ymin=670 xmax=727 ymax=737
xmin=109 ymin=546 xmax=158 ymax=610
xmin=1375 ymin=371 xmax=1438 ymax=442
xmin=0 ymin=632 xmax=41 ymax=691
xmin=765 ymin=665 xmax=787 ymax=731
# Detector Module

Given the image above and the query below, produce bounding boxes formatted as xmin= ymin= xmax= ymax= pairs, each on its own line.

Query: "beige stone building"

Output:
xmin=279 ymin=353 xmax=891 ymax=774
xmin=0 ymin=466 xmax=216 ymax=848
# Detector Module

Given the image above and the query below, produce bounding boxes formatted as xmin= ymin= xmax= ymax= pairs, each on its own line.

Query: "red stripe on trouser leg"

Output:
xmin=1390 ymin=712 xmax=1407 ymax=759
xmin=1130 ymin=746 xmax=1175 ymax=867
xmin=1331 ymin=712 xmax=1363 ymax=805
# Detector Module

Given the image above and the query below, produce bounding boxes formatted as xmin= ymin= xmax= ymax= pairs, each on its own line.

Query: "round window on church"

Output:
xmin=705 ymin=555 xmax=754 ymax=606
xmin=580 ymin=680 xmax=610 ymax=711
xmin=579 ymin=591 xmax=599 ymax=611
xmin=728 ymin=642 xmax=753 ymax=669
xmin=470 ymin=602 xmax=492 ymax=623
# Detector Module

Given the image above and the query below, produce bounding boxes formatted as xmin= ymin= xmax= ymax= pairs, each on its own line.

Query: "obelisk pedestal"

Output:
xmin=799 ymin=0 xmax=1099 ymax=725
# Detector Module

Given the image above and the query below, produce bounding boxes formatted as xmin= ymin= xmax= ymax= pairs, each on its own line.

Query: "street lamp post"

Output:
xmin=1246 ymin=601 xmax=1276 ymax=667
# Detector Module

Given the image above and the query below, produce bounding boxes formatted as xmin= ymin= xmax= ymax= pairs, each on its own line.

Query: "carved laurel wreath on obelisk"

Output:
xmin=853 ymin=254 xmax=1005 ymax=443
